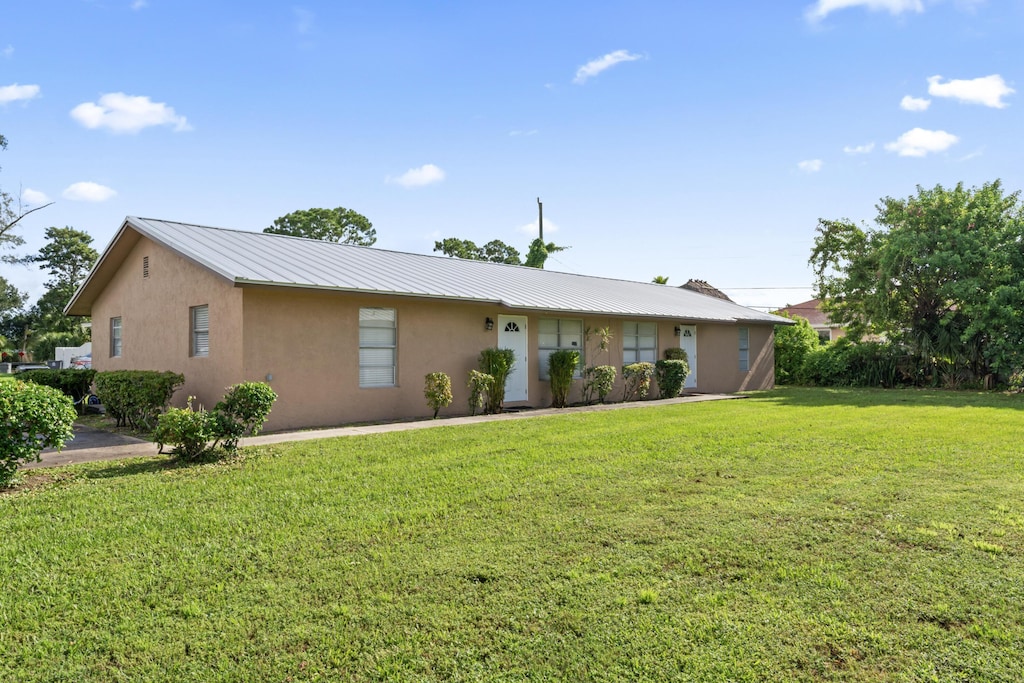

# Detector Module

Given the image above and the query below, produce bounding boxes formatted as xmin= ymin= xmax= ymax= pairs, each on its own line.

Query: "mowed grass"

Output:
xmin=2 ymin=388 xmax=1023 ymax=682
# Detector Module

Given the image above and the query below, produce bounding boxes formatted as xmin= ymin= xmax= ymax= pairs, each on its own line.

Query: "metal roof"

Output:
xmin=69 ymin=216 xmax=792 ymax=324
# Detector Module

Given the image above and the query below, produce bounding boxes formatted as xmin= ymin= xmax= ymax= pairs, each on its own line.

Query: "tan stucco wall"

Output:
xmin=238 ymin=291 xmax=776 ymax=430
xmin=90 ymin=236 xmax=244 ymax=410
xmin=88 ymin=240 xmax=776 ymax=431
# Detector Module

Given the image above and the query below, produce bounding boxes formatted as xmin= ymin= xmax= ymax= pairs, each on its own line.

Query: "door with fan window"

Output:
xmin=498 ymin=315 xmax=528 ymax=402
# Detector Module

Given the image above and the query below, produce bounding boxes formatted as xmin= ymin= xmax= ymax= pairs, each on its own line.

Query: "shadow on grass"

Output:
xmin=752 ymin=385 xmax=1024 ymax=411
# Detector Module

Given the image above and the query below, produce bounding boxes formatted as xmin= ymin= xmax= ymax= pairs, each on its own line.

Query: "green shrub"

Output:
xmin=94 ymin=370 xmax=184 ymax=430
xmin=622 ymin=362 xmax=654 ymax=402
xmin=154 ymin=383 xmax=277 ymax=460
xmin=583 ymin=365 xmax=617 ymax=404
xmin=467 ymin=370 xmax=493 ymax=416
xmin=548 ymin=349 xmax=580 ymax=408
xmin=663 ymin=347 xmax=687 ymax=361
xmin=212 ymin=382 xmax=278 ymax=451
xmin=1009 ymin=369 xmax=1024 ymax=393
xmin=478 ymin=348 xmax=516 ymax=414
xmin=0 ymin=380 xmax=76 ymax=487
xmin=655 ymin=358 xmax=690 ymax=398
xmin=424 ymin=372 xmax=453 ymax=418
xmin=773 ymin=313 xmax=821 ymax=384
xmin=18 ymin=369 xmax=97 ymax=413
xmin=154 ymin=397 xmax=215 ymax=460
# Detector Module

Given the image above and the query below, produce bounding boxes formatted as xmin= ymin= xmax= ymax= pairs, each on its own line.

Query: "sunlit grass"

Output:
xmin=1 ymin=387 xmax=1022 ymax=681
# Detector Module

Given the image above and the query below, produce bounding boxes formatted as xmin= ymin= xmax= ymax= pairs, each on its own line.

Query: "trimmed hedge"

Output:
xmin=0 ymin=381 xmax=76 ymax=487
xmin=154 ymin=382 xmax=277 ymax=460
xmin=655 ymin=358 xmax=690 ymax=399
xmin=94 ymin=370 xmax=184 ymax=430
xmin=18 ymin=369 xmax=97 ymax=413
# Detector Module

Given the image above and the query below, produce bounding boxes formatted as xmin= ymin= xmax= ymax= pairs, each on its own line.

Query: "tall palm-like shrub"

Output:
xmin=548 ymin=349 xmax=580 ymax=408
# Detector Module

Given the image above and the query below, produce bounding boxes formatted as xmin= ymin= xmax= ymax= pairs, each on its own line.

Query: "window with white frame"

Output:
xmin=191 ymin=305 xmax=209 ymax=357
xmin=622 ymin=321 xmax=657 ymax=364
xmin=739 ymin=327 xmax=750 ymax=372
xmin=110 ymin=317 xmax=122 ymax=357
xmin=359 ymin=307 xmax=397 ymax=387
xmin=537 ymin=318 xmax=583 ymax=380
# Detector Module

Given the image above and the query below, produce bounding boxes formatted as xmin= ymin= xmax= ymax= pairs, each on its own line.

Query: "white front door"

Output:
xmin=498 ymin=315 xmax=529 ymax=402
xmin=678 ymin=324 xmax=697 ymax=389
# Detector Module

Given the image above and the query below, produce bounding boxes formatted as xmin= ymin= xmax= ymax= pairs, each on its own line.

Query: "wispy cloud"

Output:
xmin=509 ymin=129 xmax=538 ymax=137
xmin=900 ymin=95 xmax=931 ymax=111
xmin=2 ymin=45 xmax=13 ymax=58
xmin=843 ymin=142 xmax=875 ymax=154
xmin=22 ymin=188 xmax=50 ymax=206
xmin=806 ymin=0 xmax=923 ymax=22
xmin=130 ymin=0 xmax=148 ymax=9
xmin=927 ymin=74 xmax=1014 ymax=108
xmin=797 ymin=159 xmax=824 ymax=173
xmin=387 ymin=164 xmax=446 ymax=188
xmin=884 ymin=127 xmax=958 ymax=156
xmin=958 ymin=148 xmax=984 ymax=162
xmin=0 ymin=83 xmax=40 ymax=105
xmin=71 ymin=93 xmax=191 ymax=133
xmin=63 ymin=182 xmax=117 ymax=202
xmin=573 ymin=50 xmax=643 ymax=85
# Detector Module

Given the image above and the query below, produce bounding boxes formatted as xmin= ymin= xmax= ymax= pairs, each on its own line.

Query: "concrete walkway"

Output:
xmin=27 ymin=393 xmax=744 ymax=470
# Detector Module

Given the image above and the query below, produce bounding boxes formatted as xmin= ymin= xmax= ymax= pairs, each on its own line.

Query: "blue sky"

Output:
xmin=1 ymin=0 xmax=1020 ymax=311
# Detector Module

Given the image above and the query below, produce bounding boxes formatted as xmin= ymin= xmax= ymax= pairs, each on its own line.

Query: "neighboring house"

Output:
xmin=778 ymin=298 xmax=845 ymax=342
xmin=67 ymin=217 xmax=792 ymax=431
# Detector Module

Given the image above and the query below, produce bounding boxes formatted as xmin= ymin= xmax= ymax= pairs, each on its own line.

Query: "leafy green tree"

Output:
xmin=433 ymin=238 xmax=521 ymax=264
xmin=773 ymin=311 xmax=821 ymax=384
xmin=0 ymin=275 xmax=26 ymax=317
xmin=434 ymin=236 xmax=568 ymax=269
xmin=810 ymin=180 xmax=1024 ymax=379
xmin=264 ymin=207 xmax=376 ymax=245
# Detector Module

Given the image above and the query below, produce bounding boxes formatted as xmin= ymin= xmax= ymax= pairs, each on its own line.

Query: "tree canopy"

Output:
xmin=264 ymin=207 xmax=376 ymax=245
xmin=434 ymin=236 xmax=568 ymax=269
xmin=809 ymin=180 xmax=1024 ymax=379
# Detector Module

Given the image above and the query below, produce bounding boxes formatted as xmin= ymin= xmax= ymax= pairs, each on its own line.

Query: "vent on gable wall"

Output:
xmin=143 ymin=256 xmax=150 ymax=279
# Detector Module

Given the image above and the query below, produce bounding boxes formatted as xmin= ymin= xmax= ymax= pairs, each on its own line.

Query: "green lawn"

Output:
xmin=2 ymin=387 xmax=1022 ymax=681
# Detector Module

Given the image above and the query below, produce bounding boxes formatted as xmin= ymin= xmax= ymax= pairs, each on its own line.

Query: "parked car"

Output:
xmin=70 ymin=354 xmax=92 ymax=369
xmin=14 ymin=364 xmax=50 ymax=373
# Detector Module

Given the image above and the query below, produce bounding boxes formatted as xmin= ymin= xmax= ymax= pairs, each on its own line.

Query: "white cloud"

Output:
xmin=0 ymin=83 xmax=40 ymax=104
xmin=2 ymin=46 xmax=13 ymax=58
xmin=927 ymin=74 xmax=1014 ymax=108
xmin=70 ymin=92 xmax=191 ymax=133
xmin=516 ymin=218 xmax=560 ymax=236
xmin=900 ymin=95 xmax=931 ymax=111
xmin=806 ymin=0 xmax=923 ymax=22
xmin=958 ymin=148 xmax=984 ymax=162
xmin=63 ymin=182 xmax=117 ymax=202
xmin=387 ymin=164 xmax=446 ymax=188
xmin=130 ymin=0 xmax=148 ymax=8
xmin=573 ymin=50 xmax=643 ymax=85
xmin=509 ymin=129 xmax=538 ymax=137
xmin=22 ymin=188 xmax=50 ymax=205
xmin=798 ymin=159 xmax=824 ymax=173
xmin=843 ymin=142 xmax=875 ymax=154
xmin=884 ymin=127 xmax=959 ymax=156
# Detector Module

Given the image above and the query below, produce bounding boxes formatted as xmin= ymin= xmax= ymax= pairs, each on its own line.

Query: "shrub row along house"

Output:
xmin=66 ymin=217 xmax=790 ymax=431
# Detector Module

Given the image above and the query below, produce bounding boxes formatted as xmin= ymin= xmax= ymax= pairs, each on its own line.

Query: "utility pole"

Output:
xmin=537 ymin=197 xmax=543 ymax=241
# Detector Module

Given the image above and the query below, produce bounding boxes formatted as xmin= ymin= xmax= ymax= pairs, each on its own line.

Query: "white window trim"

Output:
xmin=359 ymin=307 xmax=397 ymax=387
xmin=191 ymin=305 xmax=209 ymax=357
xmin=110 ymin=317 xmax=122 ymax=358
xmin=538 ymin=318 xmax=584 ymax=380
xmin=739 ymin=327 xmax=750 ymax=372
xmin=622 ymin=321 xmax=658 ymax=365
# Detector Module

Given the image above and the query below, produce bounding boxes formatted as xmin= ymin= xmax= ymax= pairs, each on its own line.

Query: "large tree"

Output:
xmin=433 ymin=236 xmax=568 ymax=269
xmin=264 ymin=207 xmax=376 ymax=245
xmin=810 ymin=180 xmax=1024 ymax=379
